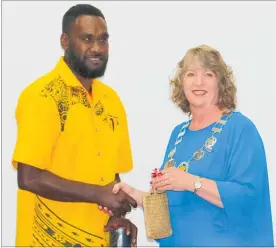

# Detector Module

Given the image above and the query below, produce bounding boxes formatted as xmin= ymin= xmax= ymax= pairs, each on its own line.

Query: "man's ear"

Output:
xmin=60 ymin=33 xmax=69 ymax=50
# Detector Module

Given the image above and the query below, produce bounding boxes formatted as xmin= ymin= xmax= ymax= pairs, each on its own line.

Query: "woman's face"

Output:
xmin=182 ymin=60 xmax=219 ymax=110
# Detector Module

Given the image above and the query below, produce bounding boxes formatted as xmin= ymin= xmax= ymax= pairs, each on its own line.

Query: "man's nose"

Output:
xmin=89 ymin=41 xmax=101 ymax=53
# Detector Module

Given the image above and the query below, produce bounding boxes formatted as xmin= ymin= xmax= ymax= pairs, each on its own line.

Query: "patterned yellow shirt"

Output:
xmin=12 ymin=57 xmax=133 ymax=247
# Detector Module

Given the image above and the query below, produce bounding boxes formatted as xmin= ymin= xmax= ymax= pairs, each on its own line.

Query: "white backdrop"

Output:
xmin=2 ymin=1 xmax=276 ymax=246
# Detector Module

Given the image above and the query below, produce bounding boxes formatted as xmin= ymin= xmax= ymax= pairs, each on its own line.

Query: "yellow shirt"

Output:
xmin=12 ymin=57 xmax=133 ymax=247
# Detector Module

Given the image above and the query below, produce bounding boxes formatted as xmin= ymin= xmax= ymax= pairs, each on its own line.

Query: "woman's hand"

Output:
xmin=112 ymin=182 xmax=143 ymax=207
xmin=98 ymin=182 xmax=144 ymax=215
xmin=153 ymin=167 xmax=196 ymax=192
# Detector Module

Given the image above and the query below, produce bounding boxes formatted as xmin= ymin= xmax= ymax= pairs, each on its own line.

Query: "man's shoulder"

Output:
xmin=95 ymin=79 xmax=119 ymax=95
xmin=17 ymin=70 xmax=57 ymax=109
xmin=20 ymin=71 xmax=55 ymax=96
xmin=94 ymin=79 xmax=124 ymax=103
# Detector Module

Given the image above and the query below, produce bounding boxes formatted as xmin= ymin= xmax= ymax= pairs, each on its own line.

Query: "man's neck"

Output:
xmin=63 ymin=56 xmax=93 ymax=93
xmin=189 ymin=105 xmax=225 ymax=131
xmin=75 ymin=74 xmax=93 ymax=93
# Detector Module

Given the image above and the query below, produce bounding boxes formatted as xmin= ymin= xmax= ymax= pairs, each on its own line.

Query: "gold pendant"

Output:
xmin=192 ymin=149 xmax=204 ymax=160
xmin=164 ymin=159 xmax=175 ymax=169
xmin=178 ymin=162 xmax=189 ymax=171
xmin=212 ymin=127 xmax=222 ymax=133
xmin=223 ymin=111 xmax=232 ymax=117
xmin=205 ymin=136 xmax=217 ymax=147
xmin=218 ymin=119 xmax=226 ymax=125
xmin=174 ymin=138 xmax=182 ymax=145
xmin=205 ymin=146 xmax=213 ymax=152
xmin=177 ymin=131 xmax=185 ymax=138
xmin=205 ymin=136 xmax=217 ymax=152
xmin=168 ymin=147 xmax=176 ymax=158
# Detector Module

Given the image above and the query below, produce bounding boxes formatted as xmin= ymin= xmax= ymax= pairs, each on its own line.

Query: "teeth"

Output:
xmin=193 ymin=91 xmax=206 ymax=95
xmin=88 ymin=58 xmax=100 ymax=61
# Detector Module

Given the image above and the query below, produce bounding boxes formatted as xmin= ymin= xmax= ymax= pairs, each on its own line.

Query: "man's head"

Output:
xmin=61 ymin=4 xmax=109 ymax=79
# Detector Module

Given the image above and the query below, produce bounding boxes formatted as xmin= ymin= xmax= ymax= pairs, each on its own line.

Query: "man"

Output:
xmin=12 ymin=4 xmax=137 ymax=247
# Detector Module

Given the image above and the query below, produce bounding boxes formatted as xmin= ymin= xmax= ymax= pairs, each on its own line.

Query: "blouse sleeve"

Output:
xmin=216 ymin=120 xmax=270 ymax=227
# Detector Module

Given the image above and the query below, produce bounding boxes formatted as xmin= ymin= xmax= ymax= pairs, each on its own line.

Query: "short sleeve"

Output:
xmin=216 ymin=121 xmax=270 ymax=227
xmin=12 ymin=90 xmax=60 ymax=170
xmin=115 ymin=100 xmax=133 ymax=173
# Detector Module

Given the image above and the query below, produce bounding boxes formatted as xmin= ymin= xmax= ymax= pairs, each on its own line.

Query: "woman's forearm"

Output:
xmin=137 ymin=190 xmax=150 ymax=207
xmin=188 ymin=176 xmax=223 ymax=208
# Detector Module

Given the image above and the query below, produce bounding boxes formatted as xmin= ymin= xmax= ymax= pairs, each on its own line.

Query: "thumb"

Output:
xmin=112 ymin=182 xmax=121 ymax=194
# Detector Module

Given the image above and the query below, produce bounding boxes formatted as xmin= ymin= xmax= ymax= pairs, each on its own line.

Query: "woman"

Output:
xmin=104 ymin=45 xmax=274 ymax=246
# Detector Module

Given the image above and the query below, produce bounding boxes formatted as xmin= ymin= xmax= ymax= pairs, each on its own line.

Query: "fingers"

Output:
xmin=112 ymin=182 xmax=122 ymax=194
xmin=126 ymin=195 xmax=138 ymax=208
xmin=122 ymin=200 xmax=132 ymax=214
xmin=154 ymin=185 xmax=172 ymax=191
xmin=123 ymin=220 xmax=137 ymax=247
xmin=154 ymin=178 xmax=169 ymax=190
xmin=98 ymin=205 xmax=114 ymax=216
xmin=124 ymin=220 xmax=131 ymax=236
xmin=131 ymin=225 xmax=137 ymax=247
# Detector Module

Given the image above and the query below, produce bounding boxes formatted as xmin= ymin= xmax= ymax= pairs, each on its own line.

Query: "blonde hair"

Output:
xmin=170 ymin=45 xmax=237 ymax=114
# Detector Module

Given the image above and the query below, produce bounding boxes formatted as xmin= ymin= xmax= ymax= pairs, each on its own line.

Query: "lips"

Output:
xmin=86 ymin=56 xmax=102 ymax=62
xmin=192 ymin=90 xmax=207 ymax=96
xmin=85 ymin=56 xmax=104 ymax=67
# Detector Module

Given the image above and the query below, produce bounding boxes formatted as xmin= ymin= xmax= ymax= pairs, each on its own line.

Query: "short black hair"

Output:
xmin=62 ymin=4 xmax=106 ymax=34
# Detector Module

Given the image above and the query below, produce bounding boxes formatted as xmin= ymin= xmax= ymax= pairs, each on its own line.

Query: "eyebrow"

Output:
xmin=80 ymin=32 xmax=109 ymax=37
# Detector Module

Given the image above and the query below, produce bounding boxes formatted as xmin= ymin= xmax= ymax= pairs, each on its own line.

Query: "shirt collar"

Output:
xmin=53 ymin=56 xmax=94 ymax=88
xmin=52 ymin=56 xmax=110 ymax=100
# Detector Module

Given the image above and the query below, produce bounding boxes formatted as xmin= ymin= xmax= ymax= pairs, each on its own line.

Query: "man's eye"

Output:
xmin=100 ymin=37 xmax=109 ymax=43
xmin=82 ymin=36 xmax=92 ymax=42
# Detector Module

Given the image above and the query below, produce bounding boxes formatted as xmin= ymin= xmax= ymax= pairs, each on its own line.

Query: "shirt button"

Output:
xmin=97 ymin=152 xmax=101 ymax=156
xmin=101 ymin=177 xmax=104 ymax=182
xmin=95 ymin=128 xmax=99 ymax=132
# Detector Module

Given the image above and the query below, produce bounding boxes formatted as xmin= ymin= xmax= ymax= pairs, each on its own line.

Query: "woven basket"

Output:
xmin=143 ymin=192 xmax=172 ymax=240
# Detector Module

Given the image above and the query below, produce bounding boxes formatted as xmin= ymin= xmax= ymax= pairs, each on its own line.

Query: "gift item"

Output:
xmin=143 ymin=169 xmax=172 ymax=240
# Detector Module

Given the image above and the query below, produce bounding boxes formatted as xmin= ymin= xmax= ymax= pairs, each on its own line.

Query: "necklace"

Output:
xmin=164 ymin=111 xmax=233 ymax=172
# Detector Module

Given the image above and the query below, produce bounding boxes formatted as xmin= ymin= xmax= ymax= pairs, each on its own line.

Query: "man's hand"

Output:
xmin=96 ymin=182 xmax=137 ymax=217
xmin=104 ymin=216 xmax=137 ymax=247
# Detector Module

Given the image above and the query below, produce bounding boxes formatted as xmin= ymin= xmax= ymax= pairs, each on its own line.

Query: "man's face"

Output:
xmin=62 ymin=15 xmax=109 ymax=79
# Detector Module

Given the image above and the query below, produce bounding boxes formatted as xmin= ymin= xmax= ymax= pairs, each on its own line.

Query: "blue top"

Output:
xmin=157 ymin=111 xmax=274 ymax=247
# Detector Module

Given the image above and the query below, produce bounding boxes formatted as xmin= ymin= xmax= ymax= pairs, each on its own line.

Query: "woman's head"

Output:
xmin=170 ymin=45 xmax=236 ymax=114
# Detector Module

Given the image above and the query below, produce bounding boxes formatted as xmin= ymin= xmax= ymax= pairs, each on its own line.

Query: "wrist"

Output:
xmin=192 ymin=176 xmax=204 ymax=194
xmin=187 ymin=174 xmax=198 ymax=192
xmin=135 ymin=189 xmax=143 ymax=207
xmin=89 ymin=184 xmax=104 ymax=204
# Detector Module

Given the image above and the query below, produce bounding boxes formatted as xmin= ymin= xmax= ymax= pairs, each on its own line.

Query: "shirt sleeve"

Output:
xmin=12 ymin=89 xmax=60 ymax=170
xmin=115 ymin=100 xmax=133 ymax=173
xmin=216 ymin=120 xmax=270 ymax=227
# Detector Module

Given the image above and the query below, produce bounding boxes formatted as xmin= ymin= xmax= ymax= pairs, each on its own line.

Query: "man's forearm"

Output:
xmin=18 ymin=163 xmax=102 ymax=204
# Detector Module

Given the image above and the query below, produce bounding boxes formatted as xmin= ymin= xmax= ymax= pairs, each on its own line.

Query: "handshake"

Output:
xmin=96 ymin=168 xmax=166 ymax=216
xmin=96 ymin=181 xmax=141 ymax=217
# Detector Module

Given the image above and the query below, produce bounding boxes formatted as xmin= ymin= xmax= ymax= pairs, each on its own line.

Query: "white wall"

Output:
xmin=2 ymin=1 xmax=276 ymax=246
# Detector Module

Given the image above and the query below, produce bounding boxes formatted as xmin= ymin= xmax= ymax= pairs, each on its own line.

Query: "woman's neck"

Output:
xmin=189 ymin=106 xmax=225 ymax=131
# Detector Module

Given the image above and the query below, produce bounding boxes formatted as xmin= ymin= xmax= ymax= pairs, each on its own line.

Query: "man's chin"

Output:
xmin=81 ymin=69 xmax=106 ymax=79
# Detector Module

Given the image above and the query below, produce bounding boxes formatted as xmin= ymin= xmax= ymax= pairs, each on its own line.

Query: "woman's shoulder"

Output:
xmin=229 ymin=111 xmax=258 ymax=131
xmin=228 ymin=111 xmax=263 ymax=143
xmin=173 ymin=119 xmax=190 ymax=132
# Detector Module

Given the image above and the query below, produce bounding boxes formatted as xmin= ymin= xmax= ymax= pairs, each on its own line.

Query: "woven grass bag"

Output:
xmin=143 ymin=192 xmax=172 ymax=240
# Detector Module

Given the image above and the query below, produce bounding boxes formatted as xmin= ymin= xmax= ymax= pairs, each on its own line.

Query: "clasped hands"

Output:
xmin=100 ymin=168 xmax=195 ymax=246
xmin=99 ymin=167 xmax=195 ymax=216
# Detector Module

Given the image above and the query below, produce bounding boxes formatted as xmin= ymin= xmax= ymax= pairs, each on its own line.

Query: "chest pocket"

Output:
xmin=93 ymin=99 xmax=121 ymax=140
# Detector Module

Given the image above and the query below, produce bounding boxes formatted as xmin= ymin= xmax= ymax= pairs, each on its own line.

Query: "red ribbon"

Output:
xmin=151 ymin=168 xmax=163 ymax=178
